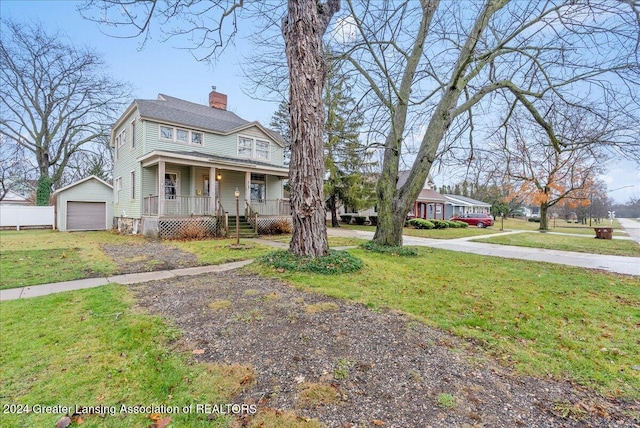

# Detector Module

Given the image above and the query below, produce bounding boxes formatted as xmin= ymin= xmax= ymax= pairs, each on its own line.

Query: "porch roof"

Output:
xmin=138 ymin=150 xmax=289 ymax=177
xmin=416 ymin=189 xmax=447 ymax=203
xmin=444 ymin=194 xmax=491 ymax=207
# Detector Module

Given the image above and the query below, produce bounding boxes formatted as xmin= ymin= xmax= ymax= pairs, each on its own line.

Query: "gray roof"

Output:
xmin=171 ymin=150 xmax=288 ymax=171
xmin=444 ymin=194 xmax=491 ymax=207
xmin=134 ymin=94 xmax=285 ymax=145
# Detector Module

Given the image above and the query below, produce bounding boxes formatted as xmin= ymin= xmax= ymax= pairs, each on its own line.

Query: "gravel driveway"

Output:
xmin=129 ymin=270 xmax=639 ymax=428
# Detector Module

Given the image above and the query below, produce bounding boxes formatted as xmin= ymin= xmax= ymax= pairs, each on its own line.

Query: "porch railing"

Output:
xmin=143 ymin=196 xmax=159 ymax=216
xmin=143 ymin=195 xmax=212 ymax=216
xmin=249 ymin=199 xmax=291 ymax=216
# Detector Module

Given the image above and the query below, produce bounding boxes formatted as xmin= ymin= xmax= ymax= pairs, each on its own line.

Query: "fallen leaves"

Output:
xmin=149 ymin=413 xmax=171 ymax=428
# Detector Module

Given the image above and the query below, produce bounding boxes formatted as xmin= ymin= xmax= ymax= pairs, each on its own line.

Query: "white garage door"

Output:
xmin=67 ymin=201 xmax=106 ymax=231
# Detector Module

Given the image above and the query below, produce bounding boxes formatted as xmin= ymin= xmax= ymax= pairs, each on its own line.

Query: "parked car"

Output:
xmin=450 ymin=213 xmax=494 ymax=228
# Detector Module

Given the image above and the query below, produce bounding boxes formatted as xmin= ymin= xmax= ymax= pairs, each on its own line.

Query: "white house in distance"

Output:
xmin=443 ymin=194 xmax=492 ymax=218
xmin=110 ymin=89 xmax=289 ymax=238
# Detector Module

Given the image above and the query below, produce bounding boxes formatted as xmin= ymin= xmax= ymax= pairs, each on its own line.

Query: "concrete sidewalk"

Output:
xmin=3 ymin=228 xmax=638 ymax=302
xmin=0 ymin=259 xmax=254 ymax=302
xmin=326 ymin=228 xmax=640 ymax=276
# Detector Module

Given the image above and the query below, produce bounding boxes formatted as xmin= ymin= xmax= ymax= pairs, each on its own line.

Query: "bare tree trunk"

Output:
xmin=539 ymin=203 xmax=549 ymax=231
xmin=329 ymin=193 xmax=340 ymax=228
xmin=283 ymin=0 xmax=339 ymax=257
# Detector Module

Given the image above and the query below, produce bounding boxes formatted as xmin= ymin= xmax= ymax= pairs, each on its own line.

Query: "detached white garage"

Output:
xmin=54 ymin=176 xmax=113 ymax=231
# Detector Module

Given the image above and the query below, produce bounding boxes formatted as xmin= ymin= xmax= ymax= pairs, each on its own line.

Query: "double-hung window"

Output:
xmin=255 ymin=140 xmax=270 ymax=160
xmin=238 ymin=137 xmax=254 ymax=157
xmin=130 ymin=171 xmax=136 ymax=200
xmin=238 ymin=136 xmax=271 ymax=160
xmin=114 ymin=177 xmax=122 ymax=204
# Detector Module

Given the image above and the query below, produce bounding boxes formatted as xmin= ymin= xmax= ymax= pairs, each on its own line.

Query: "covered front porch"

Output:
xmin=139 ymin=151 xmax=290 ymax=218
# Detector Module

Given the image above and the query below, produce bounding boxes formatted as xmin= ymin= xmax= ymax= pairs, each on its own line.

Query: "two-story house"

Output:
xmin=111 ymin=89 xmax=289 ymax=238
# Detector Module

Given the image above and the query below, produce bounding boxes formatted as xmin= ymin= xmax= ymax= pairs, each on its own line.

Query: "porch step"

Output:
xmin=228 ymin=216 xmax=258 ymax=238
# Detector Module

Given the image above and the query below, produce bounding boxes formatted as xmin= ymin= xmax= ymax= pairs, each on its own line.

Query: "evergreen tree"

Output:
xmin=269 ymin=100 xmax=291 ymax=165
xmin=323 ymin=50 xmax=375 ymax=227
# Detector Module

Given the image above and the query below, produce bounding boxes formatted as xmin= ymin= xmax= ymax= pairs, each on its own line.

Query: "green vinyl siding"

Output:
xmin=113 ymin=110 xmax=143 ymax=219
xmin=266 ymin=175 xmax=284 ymax=200
xmin=217 ymin=170 xmax=246 ymax=216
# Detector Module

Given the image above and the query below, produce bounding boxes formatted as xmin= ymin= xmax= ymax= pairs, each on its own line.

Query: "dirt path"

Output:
xmin=130 ymin=270 xmax=638 ymax=428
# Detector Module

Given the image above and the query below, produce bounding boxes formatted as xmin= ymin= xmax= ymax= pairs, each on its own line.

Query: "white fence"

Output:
xmin=0 ymin=206 xmax=55 ymax=230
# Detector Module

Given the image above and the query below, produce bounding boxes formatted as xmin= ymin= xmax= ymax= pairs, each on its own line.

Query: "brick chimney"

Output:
xmin=209 ymin=86 xmax=227 ymax=110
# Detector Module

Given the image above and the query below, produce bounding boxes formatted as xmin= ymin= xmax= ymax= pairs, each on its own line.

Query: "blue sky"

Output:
xmin=2 ymin=0 xmax=638 ymax=203
xmin=1 ymin=0 xmax=278 ymax=125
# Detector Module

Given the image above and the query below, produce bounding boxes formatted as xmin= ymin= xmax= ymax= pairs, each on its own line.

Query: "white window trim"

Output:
xmin=130 ymin=120 xmax=136 ymax=149
xmin=130 ymin=170 xmax=136 ymax=200
xmin=159 ymin=125 xmax=174 ymax=141
xmin=114 ymin=176 xmax=122 ymax=204
xmin=158 ymin=124 xmax=204 ymax=147
xmin=237 ymin=135 xmax=271 ymax=161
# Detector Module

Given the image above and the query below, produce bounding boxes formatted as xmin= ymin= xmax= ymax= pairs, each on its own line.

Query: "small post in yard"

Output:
xmin=235 ymin=188 xmax=240 ymax=245
xmin=500 ymin=212 xmax=504 ymax=231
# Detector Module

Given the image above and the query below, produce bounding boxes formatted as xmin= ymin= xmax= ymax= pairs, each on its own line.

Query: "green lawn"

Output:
xmin=340 ymin=223 xmax=500 ymax=239
xmin=252 ymin=247 xmax=640 ymax=399
xmin=474 ymin=232 xmax=640 ymax=257
xmin=0 ymin=231 xmax=139 ymax=289
xmin=0 ymin=230 xmax=273 ymax=290
xmin=0 ymin=286 xmax=247 ymax=427
xmin=500 ymin=218 xmax=627 ymax=235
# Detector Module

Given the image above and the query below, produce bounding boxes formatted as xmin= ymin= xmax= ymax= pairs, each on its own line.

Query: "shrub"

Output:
xmin=431 ymin=219 xmax=449 ymax=229
xmin=452 ymin=220 xmax=468 ymax=228
xmin=177 ymin=222 xmax=207 ymax=240
xmin=340 ymin=214 xmax=353 ymax=224
xmin=360 ymin=241 xmax=418 ymax=256
xmin=259 ymin=250 xmax=363 ymax=274
xmin=263 ymin=218 xmax=292 ymax=235
xmin=368 ymin=215 xmax=378 ymax=226
xmin=353 ymin=216 xmax=367 ymax=225
xmin=408 ymin=218 xmax=434 ymax=229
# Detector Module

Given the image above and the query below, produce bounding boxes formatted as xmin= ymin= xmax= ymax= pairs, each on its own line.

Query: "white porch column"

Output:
xmin=245 ymin=171 xmax=251 ymax=210
xmin=158 ymin=161 xmax=165 ymax=216
xmin=210 ymin=166 xmax=216 ymax=213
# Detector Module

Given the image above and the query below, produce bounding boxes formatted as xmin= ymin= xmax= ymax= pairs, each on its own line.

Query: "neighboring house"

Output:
xmin=111 ymin=89 xmax=289 ymax=238
xmin=0 ymin=189 xmax=32 ymax=206
xmin=444 ymin=194 xmax=492 ymax=218
xmin=53 ymin=175 xmax=114 ymax=232
xmin=332 ymin=171 xmax=446 ymax=222
xmin=411 ymin=188 xmax=447 ymax=220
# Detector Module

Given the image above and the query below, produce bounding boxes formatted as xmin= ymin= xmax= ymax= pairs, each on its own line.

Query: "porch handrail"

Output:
xmin=245 ymin=200 xmax=258 ymax=234
xmin=215 ymin=198 xmax=228 ymax=237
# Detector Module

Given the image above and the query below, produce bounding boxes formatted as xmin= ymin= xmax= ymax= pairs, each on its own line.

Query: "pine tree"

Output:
xmin=323 ymin=50 xmax=376 ymax=227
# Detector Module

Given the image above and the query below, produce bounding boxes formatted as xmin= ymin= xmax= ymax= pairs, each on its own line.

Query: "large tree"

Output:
xmin=82 ymin=0 xmax=340 ymax=257
xmin=330 ymin=0 xmax=640 ymax=245
xmin=0 ymin=19 xmax=130 ymax=204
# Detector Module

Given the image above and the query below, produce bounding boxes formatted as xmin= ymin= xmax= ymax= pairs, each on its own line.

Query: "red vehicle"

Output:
xmin=450 ymin=213 xmax=494 ymax=228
